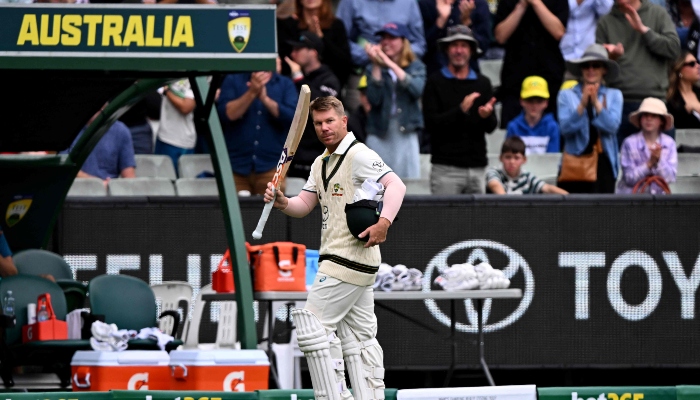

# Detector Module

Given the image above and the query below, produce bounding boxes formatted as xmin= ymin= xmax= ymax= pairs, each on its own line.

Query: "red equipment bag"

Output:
xmin=247 ymin=242 xmax=306 ymax=292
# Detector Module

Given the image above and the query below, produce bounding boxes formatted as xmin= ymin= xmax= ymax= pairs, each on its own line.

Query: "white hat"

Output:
xmin=629 ymin=97 xmax=674 ymax=131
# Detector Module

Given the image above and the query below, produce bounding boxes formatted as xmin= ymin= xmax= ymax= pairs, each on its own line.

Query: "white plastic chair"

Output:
xmin=150 ymin=281 xmax=193 ymax=338
xmin=182 ymin=284 xmax=238 ymax=349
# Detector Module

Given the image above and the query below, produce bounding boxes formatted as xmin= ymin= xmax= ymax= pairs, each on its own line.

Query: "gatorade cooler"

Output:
xmin=169 ymin=349 xmax=269 ymax=391
xmin=71 ymin=350 xmax=170 ymax=391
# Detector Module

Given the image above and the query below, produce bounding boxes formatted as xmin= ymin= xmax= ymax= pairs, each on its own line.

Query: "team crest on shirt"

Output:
xmin=371 ymin=161 xmax=385 ymax=172
xmin=332 ymin=183 xmax=344 ymax=197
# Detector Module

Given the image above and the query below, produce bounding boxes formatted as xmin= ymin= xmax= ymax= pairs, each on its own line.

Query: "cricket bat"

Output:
xmin=252 ymin=84 xmax=311 ymax=239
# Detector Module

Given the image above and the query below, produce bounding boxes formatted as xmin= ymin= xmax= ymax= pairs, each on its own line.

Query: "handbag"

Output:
xmin=558 ymin=138 xmax=602 ymax=183
xmin=632 ymin=175 xmax=671 ymax=194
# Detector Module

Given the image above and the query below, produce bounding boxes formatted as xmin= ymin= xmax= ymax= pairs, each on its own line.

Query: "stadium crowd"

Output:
xmin=16 ymin=0 xmax=700 ymax=195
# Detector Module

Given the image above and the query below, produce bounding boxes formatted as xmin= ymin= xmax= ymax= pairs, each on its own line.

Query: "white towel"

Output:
xmin=403 ymin=268 xmax=423 ymax=291
xmin=66 ymin=309 xmax=86 ymax=340
xmin=352 ymin=179 xmax=385 ymax=202
xmin=135 ymin=327 xmax=174 ymax=351
xmin=435 ymin=263 xmax=478 ymax=291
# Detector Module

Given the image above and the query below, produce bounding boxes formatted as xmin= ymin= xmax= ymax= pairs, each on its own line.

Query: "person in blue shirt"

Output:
xmin=557 ymin=43 xmax=623 ymax=193
xmin=0 ymin=230 xmax=18 ymax=278
xmin=217 ymin=70 xmax=298 ymax=195
xmin=506 ymin=76 xmax=560 ymax=154
xmin=63 ymin=120 xmax=137 ymax=188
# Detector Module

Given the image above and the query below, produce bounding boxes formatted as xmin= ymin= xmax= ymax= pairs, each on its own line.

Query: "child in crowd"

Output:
xmin=617 ymin=98 xmax=678 ymax=194
xmin=506 ymin=76 xmax=560 ymax=154
xmin=486 ymin=136 xmax=568 ymax=195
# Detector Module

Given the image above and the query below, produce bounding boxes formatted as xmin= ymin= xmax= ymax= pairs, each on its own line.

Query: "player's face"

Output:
xmin=500 ymin=152 xmax=526 ymax=177
xmin=312 ymin=109 xmax=348 ymax=152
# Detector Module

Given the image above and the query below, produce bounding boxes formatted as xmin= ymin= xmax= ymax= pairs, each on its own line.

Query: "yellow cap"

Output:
xmin=358 ymin=75 xmax=368 ymax=90
xmin=520 ymin=76 xmax=549 ymax=99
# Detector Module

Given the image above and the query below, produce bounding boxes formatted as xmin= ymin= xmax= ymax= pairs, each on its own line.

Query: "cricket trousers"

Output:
xmin=304 ymin=272 xmax=385 ymax=396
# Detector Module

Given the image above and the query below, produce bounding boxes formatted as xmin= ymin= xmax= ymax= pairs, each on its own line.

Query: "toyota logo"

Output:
xmin=423 ymin=240 xmax=534 ymax=332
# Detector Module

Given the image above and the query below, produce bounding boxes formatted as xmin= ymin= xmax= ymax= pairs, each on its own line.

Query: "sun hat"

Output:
xmin=520 ymin=76 xmax=549 ymax=99
xmin=629 ymin=97 xmax=674 ymax=131
xmin=437 ymin=24 xmax=482 ymax=55
xmin=566 ymin=44 xmax=620 ymax=81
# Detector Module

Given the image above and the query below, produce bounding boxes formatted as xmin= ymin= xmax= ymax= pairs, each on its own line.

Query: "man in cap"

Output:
xmin=494 ymin=0 xmax=569 ymax=128
xmin=284 ymin=31 xmax=343 ymax=179
xmin=596 ymin=0 xmax=679 ymax=146
xmin=422 ymin=25 xmax=498 ymax=194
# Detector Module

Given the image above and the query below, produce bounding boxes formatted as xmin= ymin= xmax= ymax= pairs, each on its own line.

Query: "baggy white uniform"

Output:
xmin=301 ymin=132 xmax=392 ymax=399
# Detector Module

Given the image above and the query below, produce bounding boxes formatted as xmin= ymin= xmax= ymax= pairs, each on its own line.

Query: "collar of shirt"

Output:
xmin=440 ymin=66 xmax=477 ymax=80
xmin=321 ymin=132 xmax=358 ymax=159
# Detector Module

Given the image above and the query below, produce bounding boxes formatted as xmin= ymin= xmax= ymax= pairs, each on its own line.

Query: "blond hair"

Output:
xmin=310 ymin=96 xmax=345 ymax=117
xmin=396 ymin=38 xmax=416 ymax=69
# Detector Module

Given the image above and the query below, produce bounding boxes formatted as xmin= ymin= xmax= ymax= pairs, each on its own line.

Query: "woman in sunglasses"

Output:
xmin=557 ymin=43 xmax=623 ymax=194
xmin=666 ymin=51 xmax=700 ymax=129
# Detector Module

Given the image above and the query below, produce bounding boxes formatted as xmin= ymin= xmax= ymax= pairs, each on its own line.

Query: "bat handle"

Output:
xmin=252 ymin=187 xmax=276 ymax=240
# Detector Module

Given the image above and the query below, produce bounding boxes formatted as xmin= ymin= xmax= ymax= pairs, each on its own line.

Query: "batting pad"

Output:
xmin=397 ymin=385 xmax=537 ymax=400
xmin=292 ymin=309 xmax=348 ymax=400
xmin=338 ymin=320 xmax=385 ymax=400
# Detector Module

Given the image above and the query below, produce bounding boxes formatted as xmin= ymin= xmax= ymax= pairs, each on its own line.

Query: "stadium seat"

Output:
xmin=88 ymin=274 xmax=183 ymax=350
xmin=419 ymin=153 xmax=431 ymax=180
xmin=175 ymin=178 xmax=218 ymax=196
xmin=478 ymin=59 xmax=502 ymax=89
xmin=178 ymin=154 xmax=214 ymax=179
xmin=14 ymin=249 xmax=74 ymax=280
xmin=284 ymin=177 xmax=307 ymax=196
xmin=151 ymin=281 xmax=193 ymax=339
xmin=669 ymin=176 xmax=700 ymax=194
xmin=541 ymin=175 xmax=558 ymax=186
xmin=675 ymin=129 xmax=700 ymax=148
xmin=677 ymin=153 xmax=700 ymax=176
xmin=0 ymin=275 xmax=91 ymax=388
xmin=182 ymin=284 xmax=238 ymax=349
xmin=487 ymin=154 xmax=500 ymax=169
xmin=524 ymin=153 xmax=561 ymax=178
xmin=66 ymin=177 xmax=107 ymax=197
xmin=404 ymin=179 xmax=431 ymax=195
xmin=13 ymin=249 xmax=87 ymax=312
xmin=134 ymin=154 xmax=177 ymax=180
xmin=108 ymin=177 xmax=176 ymax=196
xmin=487 ymin=129 xmax=506 ymax=155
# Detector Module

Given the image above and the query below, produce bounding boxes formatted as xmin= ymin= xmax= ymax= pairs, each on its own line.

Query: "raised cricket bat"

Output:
xmin=252 ymin=84 xmax=311 ymax=239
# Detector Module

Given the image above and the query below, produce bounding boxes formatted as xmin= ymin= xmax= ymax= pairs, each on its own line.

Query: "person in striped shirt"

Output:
xmin=486 ymin=136 xmax=568 ymax=195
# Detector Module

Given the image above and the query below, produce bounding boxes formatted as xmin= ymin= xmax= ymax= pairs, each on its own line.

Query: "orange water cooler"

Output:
xmin=169 ymin=349 xmax=269 ymax=391
xmin=71 ymin=350 xmax=170 ymax=391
